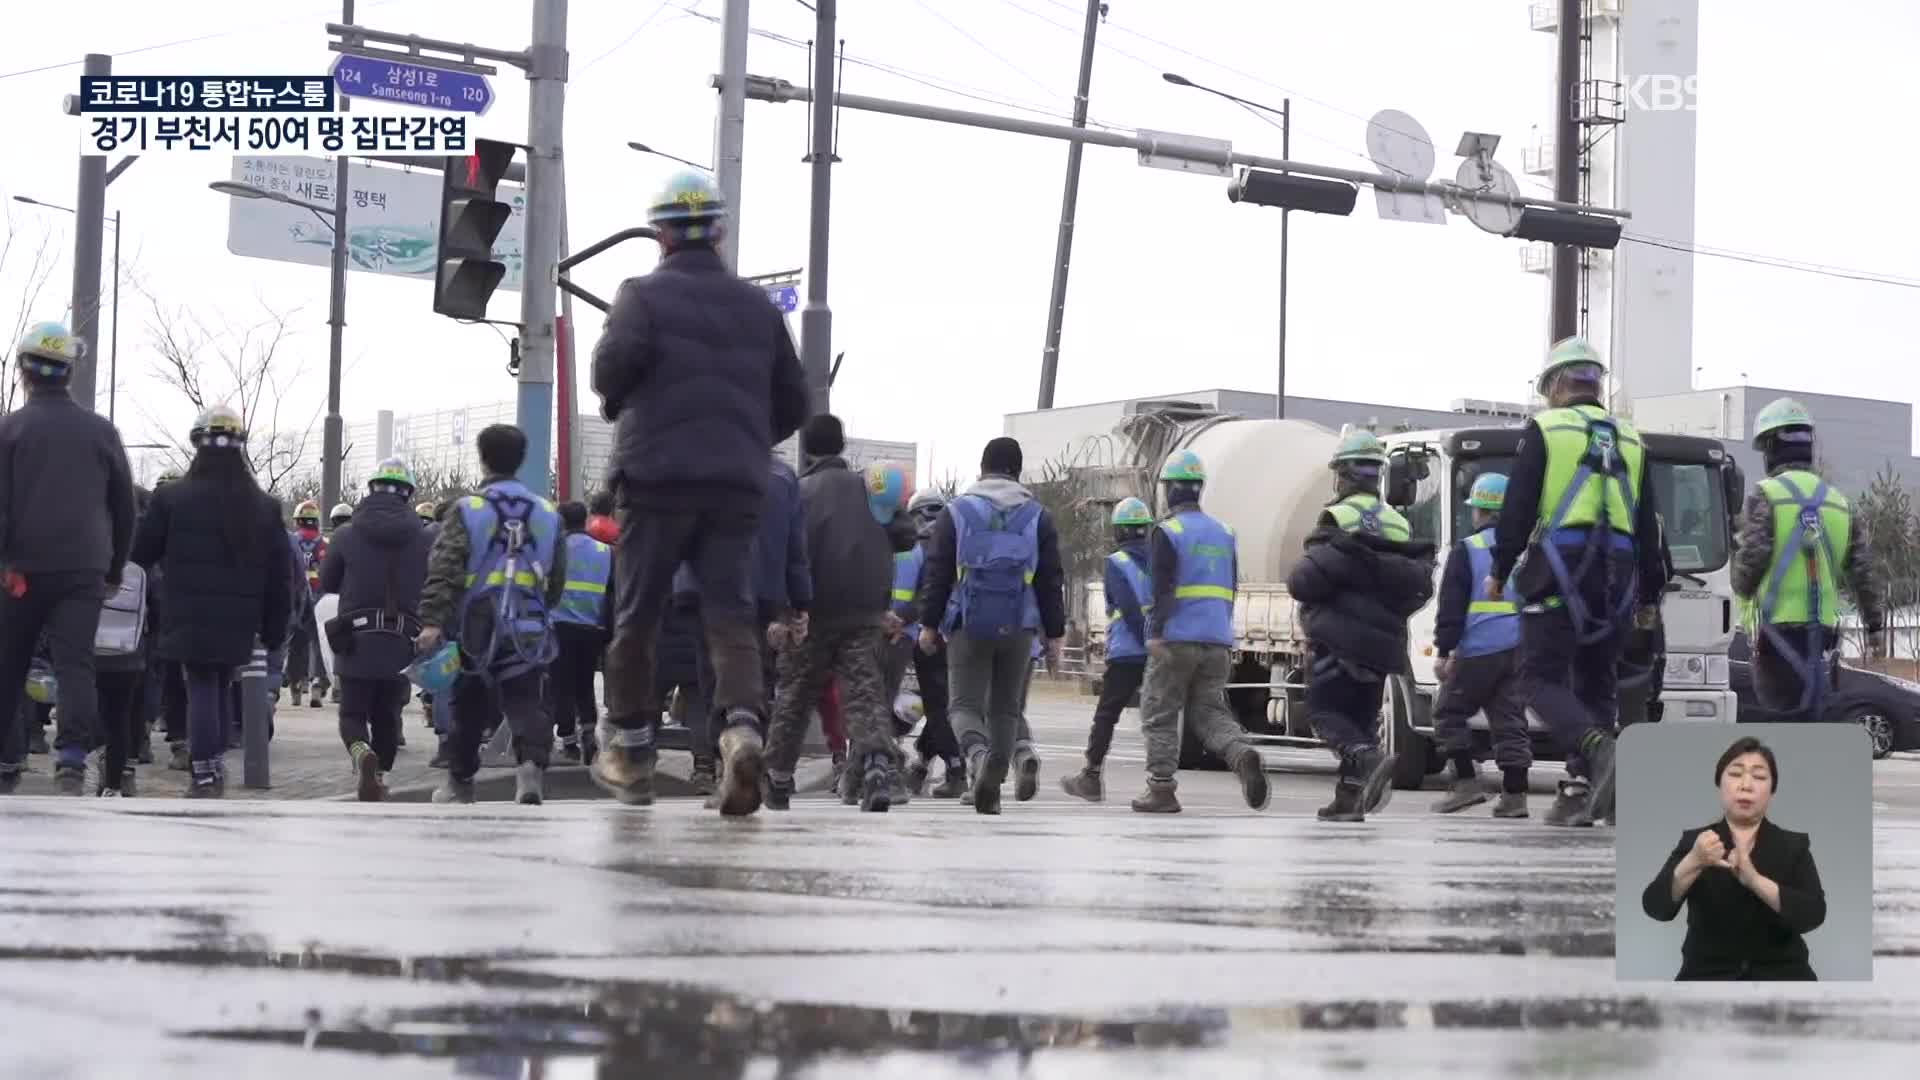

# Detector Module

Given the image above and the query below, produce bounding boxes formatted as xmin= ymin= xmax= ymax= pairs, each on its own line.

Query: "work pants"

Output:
xmin=97 ymin=668 xmax=146 ymax=792
xmin=1085 ymin=659 xmax=1146 ymax=766
xmin=550 ymin=623 xmax=605 ymax=740
xmin=339 ymin=677 xmax=409 ymax=772
xmin=0 ymin=571 xmax=106 ymax=775
xmin=766 ymin=623 xmax=897 ymax=775
xmin=447 ymin=669 xmax=551 ymax=783
xmin=1140 ymin=642 xmax=1251 ymax=779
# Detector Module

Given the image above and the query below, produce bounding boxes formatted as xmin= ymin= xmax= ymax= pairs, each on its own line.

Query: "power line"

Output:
xmin=908 ymin=0 xmax=1069 ymax=108
xmin=579 ymin=0 xmax=677 ymax=75
xmin=1621 ymin=235 xmax=1920 ymax=290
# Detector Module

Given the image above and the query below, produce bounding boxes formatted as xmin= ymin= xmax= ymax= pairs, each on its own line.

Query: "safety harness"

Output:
xmin=457 ymin=490 xmax=558 ymax=684
xmin=1756 ymin=473 xmax=1843 ymax=716
xmin=1534 ymin=409 xmax=1639 ymax=646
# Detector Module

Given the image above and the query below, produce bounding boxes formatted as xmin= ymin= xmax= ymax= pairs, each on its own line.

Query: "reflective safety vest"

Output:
xmin=553 ymin=531 xmax=612 ymax=626
xmin=458 ymin=480 xmax=562 ymax=610
xmin=1755 ymin=470 xmax=1852 ymax=629
xmin=892 ymin=543 xmax=926 ymax=634
xmin=1534 ymin=403 xmax=1644 ymax=537
xmin=1157 ymin=509 xmax=1235 ymax=646
xmin=1104 ymin=549 xmax=1153 ymax=662
xmin=1457 ymin=528 xmax=1520 ymax=657
xmin=1325 ymin=493 xmax=1411 ymax=542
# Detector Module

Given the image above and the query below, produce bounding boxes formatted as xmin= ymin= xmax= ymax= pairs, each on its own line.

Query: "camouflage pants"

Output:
xmin=1139 ymin=642 xmax=1252 ymax=780
xmin=765 ymin=623 xmax=900 ymax=777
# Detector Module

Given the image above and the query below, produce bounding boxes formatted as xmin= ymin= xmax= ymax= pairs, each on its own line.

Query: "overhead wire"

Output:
xmin=578 ymin=0 xmax=678 ymax=75
xmin=907 ymin=0 xmax=1071 ymax=108
xmin=1619 ymin=235 xmax=1920 ymax=290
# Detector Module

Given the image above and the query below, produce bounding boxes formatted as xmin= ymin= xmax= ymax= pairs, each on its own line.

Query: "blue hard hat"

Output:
xmin=1467 ymin=472 xmax=1507 ymax=510
xmin=648 ymin=170 xmax=725 ymax=226
xmin=865 ymin=462 xmax=908 ymax=524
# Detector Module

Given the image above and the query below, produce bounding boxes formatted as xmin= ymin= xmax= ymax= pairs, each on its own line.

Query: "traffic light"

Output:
xmin=1226 ymin=168 xmax=1359 ymax=216
xmin=434 ymin=138 xmax=517 ymax=320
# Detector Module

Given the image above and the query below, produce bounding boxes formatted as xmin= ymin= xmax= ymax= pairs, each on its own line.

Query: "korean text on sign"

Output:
xmin=78 ymin=77 xmax=333 ymax=113
xmin=86 ymin=115 xmax=470 ymax=154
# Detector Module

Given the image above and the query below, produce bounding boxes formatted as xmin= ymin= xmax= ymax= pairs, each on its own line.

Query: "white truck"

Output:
xmin=1081 ymin=410 xmax=1744 ymax=787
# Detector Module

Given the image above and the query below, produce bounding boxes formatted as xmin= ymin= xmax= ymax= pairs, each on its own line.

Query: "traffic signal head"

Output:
xmin=434 ymin=138 xmax=517 ymax=320
xmin=1227 ymin=168 xmax=1359 ymax=216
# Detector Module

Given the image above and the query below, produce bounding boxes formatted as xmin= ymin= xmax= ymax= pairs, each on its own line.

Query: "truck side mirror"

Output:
xmin=1385 ymin=450 xmax=1419 ymax=507
xmin=1721 ymin=460 xmax=1745 ymax=540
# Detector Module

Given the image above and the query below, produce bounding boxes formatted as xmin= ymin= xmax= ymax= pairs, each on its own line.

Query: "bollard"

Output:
xmin=241 ymin=644 xmax=272 ymax=789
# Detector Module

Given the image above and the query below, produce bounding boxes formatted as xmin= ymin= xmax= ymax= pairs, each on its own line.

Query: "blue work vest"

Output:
xmin=1456 ymin=527 xmax=1521 ymax=657
xmin=553 ymin=531 xmax=612 ymax=626
xmin=457 ymin=479 xmax=562 ymax=619
xmin=1157 ymin=509 xmax=1235 ymax=647
xmin=892 ymin=543 xmax=926 ymax=635
xmin=1104 ymin=549 xmax=1152 ymax=662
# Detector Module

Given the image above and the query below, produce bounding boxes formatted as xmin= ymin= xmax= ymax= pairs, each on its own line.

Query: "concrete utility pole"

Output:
xmin=1276 ymin=97 xmax=1290 ymax=421
xmin=1550 ymin=0 xmax=1582 ymax=342
xmin=1034 ymin=0 xmax=1104 ymax=411
xmin=515 ymin=0 xmax=568 ymax=494
xmin=713 ymin=0 xmax=750 ymax=273
xmin=325 ymin=0 xmax=355 ymax=521
xmin=68 ymin=53 xmax=111 ymax=412
xmin=800 ymin=1 xmax=838 ymax=413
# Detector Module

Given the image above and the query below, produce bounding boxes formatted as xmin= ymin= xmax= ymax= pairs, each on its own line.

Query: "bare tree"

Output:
xmin=1853 ymin=465 xmax=1920 ymax=660
xmin=405 ymin=458 xmax=479 ymax=505
xmin=139 ymin=295 xmax=320 ymax=493
xmin=1 ymin=210 xmax=64 ymax=414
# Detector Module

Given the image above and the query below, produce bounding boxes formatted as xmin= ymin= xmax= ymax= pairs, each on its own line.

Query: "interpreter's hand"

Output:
xmin=414 ymin=626 xmax=443 ymax=655
xmin=1433 ymin=656 xmax=1455 ymax=683
xmin=1727 ymin=842 xmax=1761 ymax=888
xmin=1482 ymin=576 xmax=1503 ymax=601
xmin=1147 ymin=638 xmax=1171 ymax=661
xmin=918 ymin=626 xmax=942 ymax=654
xmin=1688 ymin=829 xmax=1730 ymax=872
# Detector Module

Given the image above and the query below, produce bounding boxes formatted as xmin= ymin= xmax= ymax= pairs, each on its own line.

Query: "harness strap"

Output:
xmin=1535 ymin=414 xmax=1640 ymax=644
xmin=1755 ymin=475 xmax=1842 ymax=715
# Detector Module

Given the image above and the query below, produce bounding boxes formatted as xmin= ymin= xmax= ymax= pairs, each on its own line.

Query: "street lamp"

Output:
xmin=1163 ymin=72 xmax=1294 ymax=420
xmin=209 ymin=179 xmax=345 ymax=517
xmin=12 ymin=195 xmax=123 ymax=423
xmin=627 ymin=142 xmax=713 ymax=172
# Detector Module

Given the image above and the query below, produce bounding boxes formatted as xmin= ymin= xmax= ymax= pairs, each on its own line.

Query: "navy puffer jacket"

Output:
xmin=1288 ymin=527 xmax=1437 ymax=675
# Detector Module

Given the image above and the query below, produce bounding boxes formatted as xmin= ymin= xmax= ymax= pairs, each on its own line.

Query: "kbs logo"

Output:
xmin=1623 ymin=74 xmax=1700 ymax=113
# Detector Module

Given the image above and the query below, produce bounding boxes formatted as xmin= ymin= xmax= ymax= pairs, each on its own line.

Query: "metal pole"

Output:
xmin=714 ymin=0 xmax=749 ymax=273
xmin=69 ymin=53 xmax=111 ymax=412
xmin=515 ymin=0 xmax=567 ymax=494
xmin=109 ymin=210 xmax=120 ymax=423
xmin=1034 ymin=0 xmax=1102 ymax=411
xmin=1550 ymin=0 xmax=1582 ymax=342
xmin=799 ymin=1 xmax=836 ymax=412
xmin=325 ymin=0 xmax=354 ymax=519
xmin=1276 ymin=98 xmax=1289 ymax=421
xmin=241 ymin=644 xmax=271 ymax=789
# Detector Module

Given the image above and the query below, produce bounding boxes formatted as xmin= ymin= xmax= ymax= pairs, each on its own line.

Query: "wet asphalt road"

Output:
xmin=3 ymin=691 xmax=1919 ymax=1078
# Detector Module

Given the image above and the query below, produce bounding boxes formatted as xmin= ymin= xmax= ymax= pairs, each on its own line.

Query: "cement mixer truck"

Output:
xmin=1081 ymin=407 xmax=1744 ymax=788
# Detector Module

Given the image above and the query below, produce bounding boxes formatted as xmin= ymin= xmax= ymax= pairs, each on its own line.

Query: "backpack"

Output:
xmin=96 ymin=564 xmax=149 ymax=657
xmin=947 ymin=497 xmax=1042 ymax=641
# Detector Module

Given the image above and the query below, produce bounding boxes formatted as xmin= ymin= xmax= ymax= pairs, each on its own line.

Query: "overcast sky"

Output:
xmin=3 ymin=0 xmax=1917 ymax=485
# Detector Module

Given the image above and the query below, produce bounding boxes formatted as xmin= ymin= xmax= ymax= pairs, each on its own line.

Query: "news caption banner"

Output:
xmin=76 ymin=75 xmax=470 ymax=154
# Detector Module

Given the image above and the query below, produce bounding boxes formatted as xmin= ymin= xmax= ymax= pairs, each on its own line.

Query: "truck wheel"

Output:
xmin=1382 ymin=673 xmax=1431 ymax=791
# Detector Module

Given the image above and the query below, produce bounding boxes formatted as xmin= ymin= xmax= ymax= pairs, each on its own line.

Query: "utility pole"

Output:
xmin=68 ymin=53 xmax=111 ymax=412
xmin=714 ymin=0 xmax=750 ymax=273
xmin=1275 ymin=97 xmax=1289 ymax=420
xmin=325 ymin=0 xmax=354 ymax=521
xmin=1034 ymin=0 xmax=1103 ymax=411
xmin=1550 ymin=0 xmax=1582 ymax=342
xmin=516 ymin=0 xmax=568 ymax=494
xmin=800 ymin=0 xmax=837 ymax=413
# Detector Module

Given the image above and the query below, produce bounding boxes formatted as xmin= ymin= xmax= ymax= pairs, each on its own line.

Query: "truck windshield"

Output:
xmin=1447 ymin=456 xmax=1729 ymax=573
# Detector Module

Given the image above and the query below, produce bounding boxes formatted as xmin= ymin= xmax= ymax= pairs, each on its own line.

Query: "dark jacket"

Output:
xmin=1287 ymin=523 xmax=1437 ymax=675
xmin=1433 ymin=539 xmax=1473 ymax=659
xmin=917 ymin=475 xmax=1068 ymax=640
xmin=591 ymin=247 xmax=811 ymax=513
xmin=0 ymin=387 xmax=137 ymax=579
xmin=794 ymin=456 xmax=917 ymax=628
xmin=1147 ymin=502 xmax=1238 ymax=640
xmin=1491 ymin=399 xmax=1665 ymax=607
xmin=753 ymin=456 xmax=812 ymax=617
xmin=316 ymin=492 xmax=432 ymax=681
xmin=129 ymin=474 xmax=293 ymax=668
xmin=1641 ymin=818 xmax=1826 ymax=980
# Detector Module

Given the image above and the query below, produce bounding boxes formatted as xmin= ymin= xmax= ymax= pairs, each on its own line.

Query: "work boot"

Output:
xmin=580 ymin=727 xmax=598 ymax=767
xmin=98 ymin=787 xmax=122 ymax=799
xmin=515 ymin=761 xmax=544 ymax=805
xmin=429 ymin=737 xmax=450 ymax=769
xmin=1431 ymin=774 xmax=1489 ymax=814
xmin=54 ymin=762 xmax=86 ymax=796
xmin=763 ymin=773 xmax=794 ymax=812
xmin=1232 ymin=748 xmax=1271 ymax=811
xmin=28 ymin=728 xmax=49 ymax=755
xmin=111 ymin=767 xmax=138 ymax=799
xmin=351 ymin=741 xmax=383 ymax=802
xmin=308 ymin=681 xmax=325 ymax=709
xmin=186 ymin=777 xmax=222 ymax=799
xmin=1492 ymin=792 xmax=1529 ymax=818
xmin=0 ymin=770 xmax=18 ymax=796
xmin=1060 ymin=765 xmax=1104 ymax=802
xmin=888 ymin=759 xmax=913 ymax=807
xmin=168 ymin=743 xmax=189 ymax=771
xmin=1544 ymin=779 xmax=1592 ymax=827
xmin=969 ymin=750 xmax=1007 ymax=815
xmin=556 ymin=737 xmax=583 ymax=766
xmin=1317 ymin=778 xmax=1366 ymax=822
xmin=1583 ymin=731 xmax=1618 ymax=825
xmin=906 ymin=759 xmax=931 ymax=797
xmin=859 ymin=752 xmax=892 ymax=813
xmin=1130 ymin=775 xmax=1181 ymax=814
xmin=1351 ymin=746 xmax=1397 ymax=815
xmin=828 ymin=753 xmax=852 ymax=805
xmin=716 ymin=721 xmax=766 ymax=817
xmin=930 ymin=760 xmax=967 ymax=798
xmin=433 ymin=777 xmax=476 ymax=804
xmin=689 ymin=757 xmax=718 ymax=796
xmin=1013 ymin=748 xmax=1040 ymax=802
xmin=591 ymin=724 xmax=657 ymax=806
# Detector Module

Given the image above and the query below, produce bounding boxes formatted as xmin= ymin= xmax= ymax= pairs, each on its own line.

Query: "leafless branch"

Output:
xmin=2 ymin=213 xmax=65 ymax=415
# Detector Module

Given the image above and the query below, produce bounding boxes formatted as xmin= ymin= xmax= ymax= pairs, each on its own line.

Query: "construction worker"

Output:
xmin=1131 ymin=450 xmax=1269 ymax=815
xmin=1061 ymin=496 xmax=1155 ymax=803
xmin=1490 ymin=337 xmax=1666 ymax=828
xmin=1287 ymin=430 xmax=1436 ymax=821
xmin=897 ymin=489 xmax=965 ymax=798
xmin=1428 ymin=472 xmax=1531 ymax=818
xmin=1731 ymin=398 xmax=1884 ymax=721
xmin=329 ymin=503 xmax=353 ymax=530
xmin=551 ymin=500 xmax=615 ymax=763
xmin=287 ymin=499 xmax=331 ymax=708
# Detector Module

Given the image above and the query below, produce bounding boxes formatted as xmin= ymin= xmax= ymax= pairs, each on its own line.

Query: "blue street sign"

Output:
xmin=766 ymin=285 xmax=799 ymax=313
xmin=330 ymin=55 xmax=493 ymax=115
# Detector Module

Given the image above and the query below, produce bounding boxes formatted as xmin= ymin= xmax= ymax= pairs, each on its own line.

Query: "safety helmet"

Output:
xmin=329 ymin=502 xmax=353 ymax=522
xmin=1536 ymin=336 xmax=1605 ymax=394
xmin=1329 ymin=428 xmax=1388 ymax=469
xmin=1751 ymin=397 xmax=1814 ymax=450
xmin=1110 ymin=496 xmax=1153 ymax=527
xmin=368 ymin=456 xmax=416 ymax=497
xmin=189 ymin=404 xmax=247 ymax=449
xmin=15 ymin=320 xmax=83 ymax=378
xmin=865 ymin=462 xmax=909 ymax=524
xmin=1159 ymin=449 xmax=1206 ymax=483
xmin=1466 ymin=472 xmax=1507 ymax=511
xmin=416 ymin=500 xmax=437 ymax=521
xmin=294 ymin=499 xmax=320 ymax=524
xmin=647 ymin=170 xmax=725 ymax=239
xmin=906 ymin=488 xmax=946 ymax=516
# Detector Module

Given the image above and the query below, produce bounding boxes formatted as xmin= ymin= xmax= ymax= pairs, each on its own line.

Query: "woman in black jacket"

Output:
xmin=1641 ymin=735 xmax=1827 ymax=979
xmin=129 ymin=406 xmax=292 ymax=797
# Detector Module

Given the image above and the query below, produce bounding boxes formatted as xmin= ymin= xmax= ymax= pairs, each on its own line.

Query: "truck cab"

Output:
xmin=1380 ymin=425 xmax=1743 ymax=781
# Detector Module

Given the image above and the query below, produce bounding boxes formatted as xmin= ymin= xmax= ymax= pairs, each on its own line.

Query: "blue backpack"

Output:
xmin=944 ymin=496 xmax=1042 ymax=641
